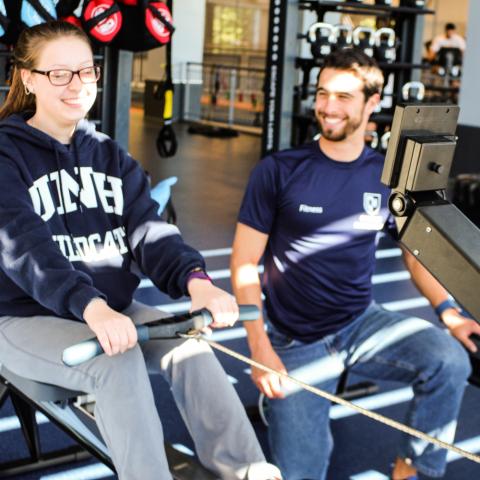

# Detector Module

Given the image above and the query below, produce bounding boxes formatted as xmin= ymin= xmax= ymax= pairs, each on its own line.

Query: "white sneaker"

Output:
xmin=243 ymin=462 xmax=282 ymax=480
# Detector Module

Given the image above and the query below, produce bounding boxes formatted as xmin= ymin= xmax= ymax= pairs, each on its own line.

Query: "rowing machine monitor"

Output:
xmin=381 ymin=104 xmax=480 ymax=322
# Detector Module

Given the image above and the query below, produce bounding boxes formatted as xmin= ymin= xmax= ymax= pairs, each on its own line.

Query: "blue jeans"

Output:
xmin=266 ymin=302 xmax=471 ymax=479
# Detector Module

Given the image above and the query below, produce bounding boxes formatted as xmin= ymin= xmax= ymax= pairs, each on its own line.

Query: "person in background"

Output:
xmin=231 ymin=49 xmax=477 ymax=480
xmin=0 ymin=21 xmax=280 ymax=480
xmin=428 ymin=22 xmax=466 ymax=61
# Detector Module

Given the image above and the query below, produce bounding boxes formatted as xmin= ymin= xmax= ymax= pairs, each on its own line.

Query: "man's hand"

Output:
xmin=83 ymin=298 xmax=138 ymax=356
xmin=188 ymin=279 xmax=239 ymax=328
xmin=442 ymin=308 xmax=480 ymax=353
xmin=251 ymin=340 xmax=288 ymax=399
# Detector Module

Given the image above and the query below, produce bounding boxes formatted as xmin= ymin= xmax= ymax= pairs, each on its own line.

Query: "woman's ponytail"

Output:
xmin=0 ymin=65 xmax=36 ymax=120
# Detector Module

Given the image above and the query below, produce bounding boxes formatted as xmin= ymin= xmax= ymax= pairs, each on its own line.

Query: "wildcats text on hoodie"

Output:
xmin=30 ymin=166 xmax=128 ymax=262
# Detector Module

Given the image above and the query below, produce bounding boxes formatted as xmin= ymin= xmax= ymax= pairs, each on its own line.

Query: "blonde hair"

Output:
xmin=0 ymin=21 xmax=92 ymax=120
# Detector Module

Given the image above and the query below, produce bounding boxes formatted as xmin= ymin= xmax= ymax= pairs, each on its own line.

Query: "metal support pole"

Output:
xmin=228 ymin=69 xmax=237 ymax=126
xmin=185 ymin=62 xmax=191 ymax=121
xmin=100 ymin=47 xmax=133 ymax=150
xmin=114 ymin=50 xmax=133 ymax=150
xmin=261 ymin=0 xmax=300 ymax=156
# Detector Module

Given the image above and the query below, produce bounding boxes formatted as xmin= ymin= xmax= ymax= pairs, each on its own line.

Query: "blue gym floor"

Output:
xmin=1 ymin=113 xmax=480 ymax=479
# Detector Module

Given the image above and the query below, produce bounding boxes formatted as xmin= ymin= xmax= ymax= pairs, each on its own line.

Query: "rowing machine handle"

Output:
xmin=62 ymin=305 xmax=259 ymax=367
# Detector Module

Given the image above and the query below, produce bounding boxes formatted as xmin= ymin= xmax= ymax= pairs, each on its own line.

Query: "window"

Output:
xmin=210 ymin=5 xmax=257 ymax=49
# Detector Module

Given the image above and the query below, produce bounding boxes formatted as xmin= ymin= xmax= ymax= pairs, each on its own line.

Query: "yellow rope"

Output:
xmin=191 ymin=335 xmax=480 ymax=464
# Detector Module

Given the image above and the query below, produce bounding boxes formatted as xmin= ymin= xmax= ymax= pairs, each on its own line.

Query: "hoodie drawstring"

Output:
xmin=72 ymin=138 xmax=84 ymax=213
xmin=53 ymin=144 xmax=77 ymax=243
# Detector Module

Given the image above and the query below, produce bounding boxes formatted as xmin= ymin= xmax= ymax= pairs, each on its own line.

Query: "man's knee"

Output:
xmin=430 ymin=334 xmax=471 ymax=385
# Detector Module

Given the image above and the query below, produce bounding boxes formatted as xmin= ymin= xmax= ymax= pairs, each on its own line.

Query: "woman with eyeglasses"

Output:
xmin=0 ymin=21 xmax=280 ymax=480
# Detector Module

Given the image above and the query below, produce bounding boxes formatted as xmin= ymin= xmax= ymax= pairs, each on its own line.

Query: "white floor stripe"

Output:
xmin=138 ymin=278 xmax=154 ymax=288
xmin=375 ymin=248 xmax=402 ymax=259
xmin=139 ymin=266 xmax=265 ymax=289
xmin=39 ymin=463 xmax=114 ymax=480
xmin=200 ymin=247 xmax=232 ymax=258
xmin=155 ymin=301 xmax=192 ymax=313
xmin=446 ymin=435 xmax=480 ymax=462
xmin=382 ymin=297 xmax=430 ymax=311
xmin=199 ymin=246 xmax=399 ymax=259
xmin=210 ymin=327 xmax=246 ymax=342
xmin=330 ymin=387 xmax=413 ymax=420
xmin=372 ymin=270 xmax=410 ymax=284
xmin=138 ymin=246 xmax=235 ymax=288
xmin=350 ymin=471 xmax=388 ymax=480
xmin=172 ymin=444 xmax=195 ymax=456
xmin=0 ymin=411 xmax=49 ymax=433
xmin=208 ymin=268 xmax=230 ymax=280
xmin=199 ymin=246 xmax=401 ymax=260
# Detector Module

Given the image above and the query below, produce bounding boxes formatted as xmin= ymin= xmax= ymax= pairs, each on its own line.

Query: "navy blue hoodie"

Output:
xmin=0 ymin=114 xmax=205 ymax=320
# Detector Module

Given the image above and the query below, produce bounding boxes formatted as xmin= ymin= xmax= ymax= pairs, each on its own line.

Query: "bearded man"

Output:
xmin=230 ymin=49 xmax=479 ymax=480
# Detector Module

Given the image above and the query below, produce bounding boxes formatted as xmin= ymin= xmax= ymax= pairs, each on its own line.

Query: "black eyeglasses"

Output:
xmin=31 ymin=65 xmax=101 ymax=86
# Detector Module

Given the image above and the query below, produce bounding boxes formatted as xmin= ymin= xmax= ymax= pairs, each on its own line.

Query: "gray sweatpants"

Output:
xmin=0 ymin=301 xmax=268 ymax=480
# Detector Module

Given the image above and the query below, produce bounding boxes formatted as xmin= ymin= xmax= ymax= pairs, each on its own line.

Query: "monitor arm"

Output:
xmin=381 ymin=104 xmax=480 ymax=322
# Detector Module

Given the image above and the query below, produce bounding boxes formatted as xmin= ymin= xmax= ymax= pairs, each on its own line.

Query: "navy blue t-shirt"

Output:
xmin=238 ymin=141 xmax=392 ymax=341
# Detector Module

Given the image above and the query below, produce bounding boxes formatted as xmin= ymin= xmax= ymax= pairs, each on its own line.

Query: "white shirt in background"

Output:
xmin=430 ymin=32 xmax=466 ymax=53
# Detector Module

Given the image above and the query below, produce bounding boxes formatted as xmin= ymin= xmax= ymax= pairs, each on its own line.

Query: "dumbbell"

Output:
xmin=437 ymin=65 xmax=447 ymax=77
xmin=353 ymin=26 xmax=376 ymax=57
xmin=437 ymin=59 xmax=461 ymax=78
xmin=365 ymin=130 xmax=379 ymax=150
xmin=401 ymin=81 xmax=425 ymax=102
xmin=375 ymin=28 xmax=396 ymax=63
xmin=380 ymin=131 xmax=391 ymax=152
xmin=307 ymin=22 xmax=336 ymax=59
xmin=451 ymin=65 xmax=461 ymax=78
xmin=333 ymin=24 xmax=353 ymax=51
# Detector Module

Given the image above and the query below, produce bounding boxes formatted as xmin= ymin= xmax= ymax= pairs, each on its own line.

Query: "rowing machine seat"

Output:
xmin=0 ymin=364 xmax=83 ymax=402
xmin=0 ymin=364 xmax=215 ymax=479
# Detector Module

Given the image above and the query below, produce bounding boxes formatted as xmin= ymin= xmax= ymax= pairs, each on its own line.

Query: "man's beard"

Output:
xmin=315 ymin=108 xmax=364 ymax=142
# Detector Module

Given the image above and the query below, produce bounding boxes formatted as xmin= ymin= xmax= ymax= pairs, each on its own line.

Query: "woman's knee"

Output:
xmin=168 ymin=338 xmax=215 ymax=365
xmin=160 ymin=338 xmax=223 ymax=385
xmin=89 ymin=344 xmax=148 ymax=390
